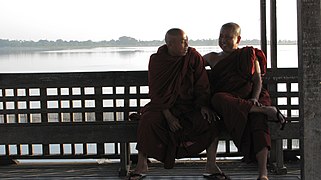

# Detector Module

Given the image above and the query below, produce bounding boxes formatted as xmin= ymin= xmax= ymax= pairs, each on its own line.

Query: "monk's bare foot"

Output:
xmin=204 ymin=163 xmax=230 ymax=179
xmin=129 ymin=165 xmax=148 ymax=180
xmin=128 ymin=172 xmax=146 ymax=180
xmin=205 ymin=162 xmax=222 ymax=174
xmin=132 ymin=161 xmax=148 ymax=174
xmin=132 ymin=152 xmax=148 ymax=173
xmin=264 ymin=106 xmax=286 ymax=123
xmin=258 ymin=175 xmax=269 ymax=180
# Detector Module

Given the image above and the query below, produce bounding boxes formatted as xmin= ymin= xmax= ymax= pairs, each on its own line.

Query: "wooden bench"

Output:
xmin=0 ymin=69 xmax=300 ymax=176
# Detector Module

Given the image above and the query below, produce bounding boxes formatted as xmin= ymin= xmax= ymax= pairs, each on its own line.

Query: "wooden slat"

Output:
xmin=0 ymin=160 xmax=301 ymax=179
xmin=0 ymin=121 xmax=138 ymax=144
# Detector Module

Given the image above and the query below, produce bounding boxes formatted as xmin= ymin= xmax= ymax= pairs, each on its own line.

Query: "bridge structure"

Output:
xmin=0 ymin=0 xmax=320 ymax=179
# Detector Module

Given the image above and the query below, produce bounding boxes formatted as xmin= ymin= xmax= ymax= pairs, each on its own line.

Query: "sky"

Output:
xmin=0 ymin=0 xmax=297 ymax=41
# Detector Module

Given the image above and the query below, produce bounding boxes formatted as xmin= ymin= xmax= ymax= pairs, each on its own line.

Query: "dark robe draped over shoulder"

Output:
xmin=136 ymin=45 xmax=218 ymax=168
xmin=210 ymin=46 xmax=271 ymax=161
xmin=146 ymin=45 xmax=210 ymax=111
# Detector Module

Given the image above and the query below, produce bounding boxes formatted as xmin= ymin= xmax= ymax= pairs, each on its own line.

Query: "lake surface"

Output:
xmin=0 ymin=45 xmax=298 ymax=73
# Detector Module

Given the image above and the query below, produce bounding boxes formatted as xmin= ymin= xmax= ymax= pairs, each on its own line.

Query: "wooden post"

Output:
xmin=270 ymin=0 xmax=277 ymax=69
xmin=297 ymin=0 xmax=321 ymax=179
xmin=260 ymin=0 xmax=267 ymax=55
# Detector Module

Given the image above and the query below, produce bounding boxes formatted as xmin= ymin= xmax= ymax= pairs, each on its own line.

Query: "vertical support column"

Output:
xmin=119 ymin=142 xmax=130 ymax=177
xmin=270 ymin=0 xmax=277 ymax=69
xmin=297 ymin=0 xmax=321 ymax=179
xmin=118 ymin=72 xmax=131 ymax=177
xmin=269 ymin=0 xmax=287 ymax=174
xmin=268 ymin=73 xmax=287 ymax=174
xmin=270 ymin=138 xmax=287 ymax=174
xmin=41 ymin=85 xmax=50 ymax=157
xmin=95 ymin=86 xmax=104 ymax=156
xmin=260 ymin=0 xmax=267 ymax=55
xmin=40 ymin=87 xmax=48 ymax=123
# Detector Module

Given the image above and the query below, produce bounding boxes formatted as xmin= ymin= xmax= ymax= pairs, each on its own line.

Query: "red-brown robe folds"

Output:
xmin=210 ymin=46 xmax=271 ymax=162
xmin=136 ymin=45 xmax=218 ymax=168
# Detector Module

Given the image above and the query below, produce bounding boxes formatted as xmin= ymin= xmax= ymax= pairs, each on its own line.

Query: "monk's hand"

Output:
xmin=163 ymin=109 xmax=182 ymax=132
xmin=249 ymin=98 xmax=262 ymax=107
xmin=166 ymin=116 xmax=182 ymax=132
xmin=201 ymin=106 xmax=214 ymax=123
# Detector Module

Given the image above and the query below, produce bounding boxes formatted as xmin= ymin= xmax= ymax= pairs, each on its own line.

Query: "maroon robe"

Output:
xmin=210 ymin=46 xmax=271 ymax=161
xmin=136 ymin=45 xmax=218 ymax=168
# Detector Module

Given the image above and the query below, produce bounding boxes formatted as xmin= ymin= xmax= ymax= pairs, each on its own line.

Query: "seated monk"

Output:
xmin=203 ymin=22 xmax=286 ymax=180
xmin=128 ymin=28 xmax=230 ymax=180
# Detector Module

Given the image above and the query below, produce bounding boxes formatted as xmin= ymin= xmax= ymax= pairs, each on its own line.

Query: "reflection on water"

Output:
xmin=0 ymin=45 xmax=298 ymax=73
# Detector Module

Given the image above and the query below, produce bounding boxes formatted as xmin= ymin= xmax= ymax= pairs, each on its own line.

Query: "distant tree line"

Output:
xmin=0 ymin=36 xmax=297 ymax=52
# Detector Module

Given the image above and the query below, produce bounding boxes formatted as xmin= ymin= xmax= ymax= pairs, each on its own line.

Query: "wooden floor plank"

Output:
xmin=0 ymin=160 xmax=300 ymax=180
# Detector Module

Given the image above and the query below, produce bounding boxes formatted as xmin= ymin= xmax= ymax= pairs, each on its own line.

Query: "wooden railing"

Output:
xmin=0 ymin=69 xmax=300 ymax=176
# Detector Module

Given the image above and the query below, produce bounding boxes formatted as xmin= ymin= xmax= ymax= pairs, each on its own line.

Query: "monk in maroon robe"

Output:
xmin=210 ymin=47 xmax=271 ymax=160
xmin=204 ymin=23 xmax=286 ymax=180
xmin=129 ymin=28 xmax=227 ymax=180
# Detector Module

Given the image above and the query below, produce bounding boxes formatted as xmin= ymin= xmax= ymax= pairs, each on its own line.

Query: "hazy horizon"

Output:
xmin=0 ymin=0 xmax=297 ymax=41
xmin=0 ymin=37 xmax=299 ymax=42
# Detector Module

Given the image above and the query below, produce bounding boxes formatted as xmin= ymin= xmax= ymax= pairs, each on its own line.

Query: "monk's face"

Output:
xmin=219 ymin=27 xmax=240 ymax=53
xmin=167 ymin=32 xmax=189 ymax=56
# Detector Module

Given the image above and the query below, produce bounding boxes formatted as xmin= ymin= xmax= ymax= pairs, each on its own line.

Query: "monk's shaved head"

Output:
xmin=165 ymin=28 xmax=185 ymax=44
xmin=164 ymin=28 xmax=188 ymax=56
xmin=221 ymin=22 xmax=241 ymax=37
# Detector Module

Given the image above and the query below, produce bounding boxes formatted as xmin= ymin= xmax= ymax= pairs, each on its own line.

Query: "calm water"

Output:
xmin=0 ymin=45 xmax=298 ymax=73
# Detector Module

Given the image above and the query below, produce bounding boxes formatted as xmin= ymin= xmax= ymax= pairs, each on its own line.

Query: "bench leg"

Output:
xmin=119 ymin=142 xmax=131 ymax=177
xmin=269 ymin=139 xmax=287 ymax=174
xmin=0 ymin=157 xmax=16 ymax=165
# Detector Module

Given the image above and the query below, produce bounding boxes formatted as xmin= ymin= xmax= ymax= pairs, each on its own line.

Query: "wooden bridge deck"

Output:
xmin=0 ymin=159 xmax=300 ymax=180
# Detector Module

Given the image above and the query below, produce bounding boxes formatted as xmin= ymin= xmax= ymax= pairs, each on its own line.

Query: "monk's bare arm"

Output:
xmin=203 ymin=52 xmax=220 ymax=68
xmin=250 ymin=59 xmax=263 ymax=105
